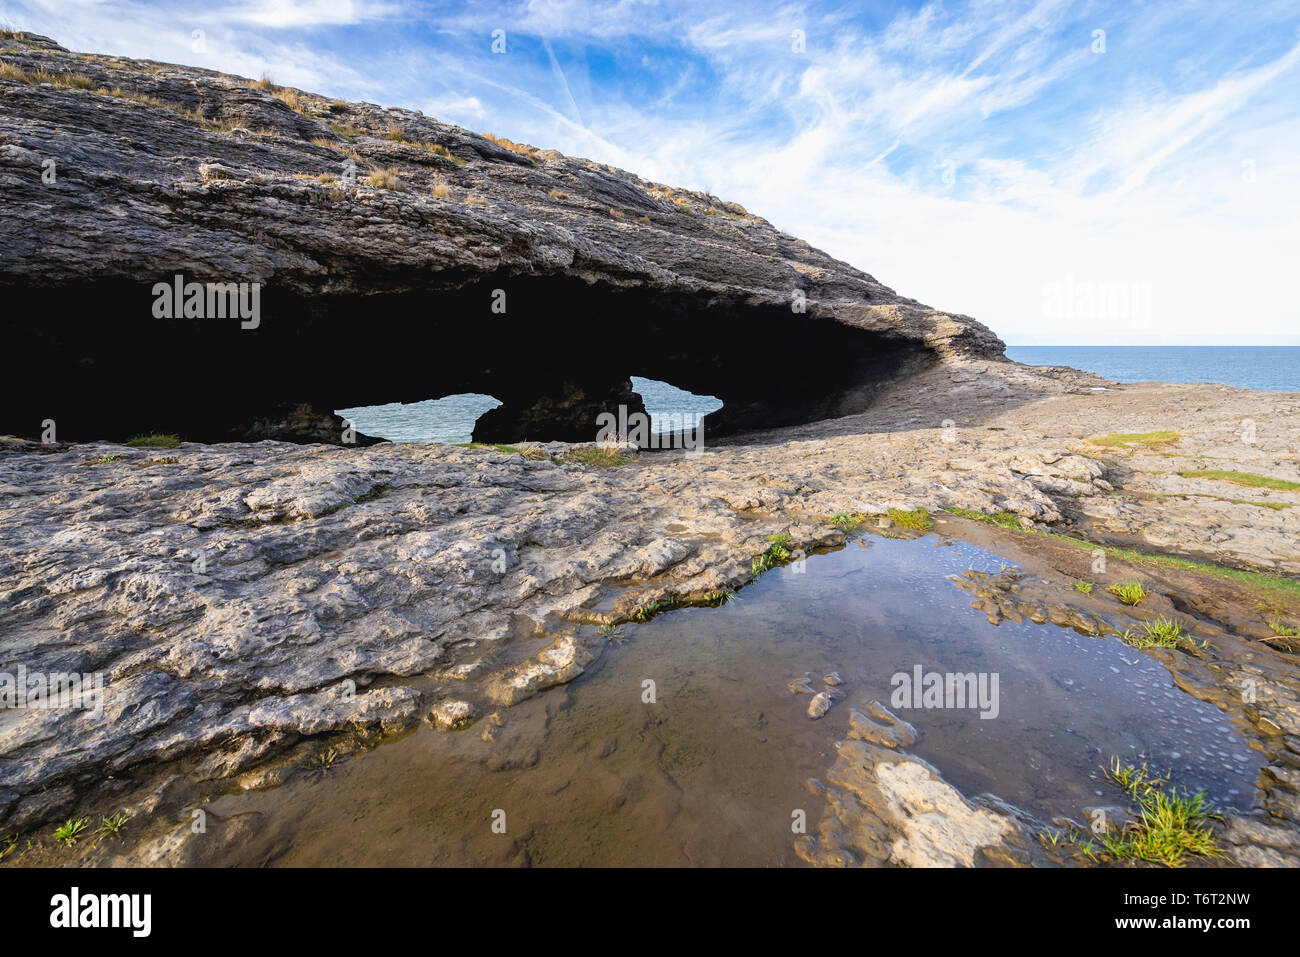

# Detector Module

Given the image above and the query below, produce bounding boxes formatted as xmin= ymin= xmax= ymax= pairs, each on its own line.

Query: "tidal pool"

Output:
xmin=201 ymin=537 xmax=1262 ymax=866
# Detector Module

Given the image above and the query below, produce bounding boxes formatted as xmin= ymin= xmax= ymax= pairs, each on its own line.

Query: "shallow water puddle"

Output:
xmin=203 ymin=537 xmax=1262 ymax=866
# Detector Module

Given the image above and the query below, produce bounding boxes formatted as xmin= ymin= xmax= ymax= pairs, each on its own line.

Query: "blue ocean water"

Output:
xmin=1006 ymin=346 xmax=1299 ymax=393
xmin=337 ymin=377 xmax=722 ymax=445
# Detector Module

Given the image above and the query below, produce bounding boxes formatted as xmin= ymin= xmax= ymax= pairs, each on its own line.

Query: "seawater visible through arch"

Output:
xmin=335 ymin=395 xmax=503 ymax=444
xmin=336 ymin=377 xmax=722 ymax=445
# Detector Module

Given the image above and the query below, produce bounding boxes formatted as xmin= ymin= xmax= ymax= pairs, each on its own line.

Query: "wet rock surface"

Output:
xmin=2 ymin=34 xmax=1299 ymax=868
xmin=2 ymin=363 xmax=1299 ymax=867
xmin=795 ymin=704 xmax=1050 ymax=867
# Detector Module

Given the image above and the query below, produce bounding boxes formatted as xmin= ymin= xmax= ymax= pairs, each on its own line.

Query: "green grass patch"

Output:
xmin=1263 ymin=619 xmax=1300 ymax=652
xmin=125 ymin=433 xmax=179 ymax=448
xmin=751 ymin=533 xmax=793 ymax=578
xmin=934 ymin=507 xmax=1300 ymax=602
xmin=1120 ymin=616 xmax=1187 ymax=649
xmin=560 ymin=446 xmax=629 ymax=468
xmin=943 ymin=506 xmax=1023 ymax=529
xmin=1177 ymin=470 xmax=1300 ymax=493
xmin=827 ymin=513 xmax=868 ymax=531
xmin=95 ymin=812 xmax=130 ymax=840
xmin=459 ymin=442 xmax=547 ymax=461
xmin=886 ymin=507 xmax=932 ymax=532
xmin=1108 ymin=580 xmax=1148 ymax=605
xmin=1088 ymin=431 xmax=1180 ymax=450
xmin=53 ymin=818 xmax=89 ymax=847
xmin=1101 ymin=758 xmax=1222 ymax=867
xmin=631 ymin=594 xmax=678 ymax=623
xmin=1073 ymin=580 xmax=1094 ymax=595
xmin=598 ymin=623 xmax=625 ymax=643
xmin=1049 ymin=534 xmax=1300 ymax=600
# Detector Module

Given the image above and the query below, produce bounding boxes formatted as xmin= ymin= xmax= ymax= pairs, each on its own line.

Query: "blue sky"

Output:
xmin=5 ymin=0 xmax=1299 ymax=343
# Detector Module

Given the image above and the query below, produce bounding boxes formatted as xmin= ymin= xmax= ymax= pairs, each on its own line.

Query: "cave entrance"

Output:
xmin=2 ymin=274 xmax=937 ymax=446
xmin=629 ymin=377 xmax=724 ymax=438
xmin=335 ymin=395 xmax=503 ymax=445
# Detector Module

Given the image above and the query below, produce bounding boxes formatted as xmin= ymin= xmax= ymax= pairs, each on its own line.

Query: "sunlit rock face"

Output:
xmin=0 ymin=32 xmax=1005 ymax=445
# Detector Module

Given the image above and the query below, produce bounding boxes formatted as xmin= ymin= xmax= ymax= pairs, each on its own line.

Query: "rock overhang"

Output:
xmin=0 ymin=32 xmax=1007 ymax=445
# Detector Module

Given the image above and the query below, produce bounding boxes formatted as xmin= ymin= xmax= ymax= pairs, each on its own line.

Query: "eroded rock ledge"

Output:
xmin=2 ymin=363 xmax=1298 ymax=856
xmin=0 ymin=32 xmax=1003 ymax=444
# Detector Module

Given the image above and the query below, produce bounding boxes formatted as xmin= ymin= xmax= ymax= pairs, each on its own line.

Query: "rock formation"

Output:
xmin=0 ymin=32 xmax=1004 ymax=445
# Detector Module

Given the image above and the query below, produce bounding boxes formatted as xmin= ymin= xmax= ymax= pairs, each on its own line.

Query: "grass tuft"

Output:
xmin=1101 ymin=758 xmax=1222 ymax=867
xmin=1120 ymin=616 xmax=1188 ymax=649
xmin=126 ymin=433 xmax=179 ymax=448
xmin=483 ymin=132 xmax=539 ymax=158
xmin=1088 ymin=431 xmax=1179 ymax=450
xmin=1073 ymin=579 xmax=1094 ymax=594
xmin=827 ymin=513 xmax=868 ymax=531
xmin=1177 ymin=470 xmax=1300 ymax=493
xmin=1108 ymin=580 xmax=1147 ymax=605
xmin=886 ymin=507 xmax=932 ymax=532
xmin=365 ymin=167 xmax=404 ymax=190
xmin=95 ymin=812 xmax=130 ymax=840
xmin=751 ymin=533 xmax=794 ymax=578
xmin=560 ymin=446 xmax=628 ymax=468
xmin=386 ymin=127 xmax=467 ymax=164
xmin=631 ymin=595 xmax=678 ymax=623
xmin=1262 ymin=618 xmax=1299 ymax=652
xmin=943 ymin=506 xmax=1023 ymax=529
xmin=53 ymin=817 xmax=89 ymax=847
xmin=459 ymin=443 xmax=547 ymax=461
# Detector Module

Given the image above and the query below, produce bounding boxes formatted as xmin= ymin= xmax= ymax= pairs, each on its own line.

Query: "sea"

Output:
xmin=337 ymin=377 xmax=723 ymax=445
xmin=1005 ymin=346 xmax=1299 ymax=393
xmin=337 ymin=348 xmax=1297 ymax=444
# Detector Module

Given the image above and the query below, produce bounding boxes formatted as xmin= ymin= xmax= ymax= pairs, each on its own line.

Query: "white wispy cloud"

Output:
xmin=4 ymin=0 xmax=1297 ymax=342
xmin=226 ymin=0 xmax=401 ymax=29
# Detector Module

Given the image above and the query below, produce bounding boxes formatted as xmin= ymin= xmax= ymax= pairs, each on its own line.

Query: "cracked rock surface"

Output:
xmin=3 ymin=360 xmax=1298 ymax=841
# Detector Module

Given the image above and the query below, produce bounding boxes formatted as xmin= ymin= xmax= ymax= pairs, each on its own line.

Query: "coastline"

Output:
xmin=3 ymin=359 xmax=1298 ymax=866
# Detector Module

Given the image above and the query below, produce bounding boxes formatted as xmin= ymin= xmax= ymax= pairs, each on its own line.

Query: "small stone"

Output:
xmin=808 ymin=691 xmax=834 ymax=719
xmin=430 ymin=699 xmax=476 ymax=731
xmin=823 ymin=672 xmax=843 ymax=686
xmin=788 ymin=674 xmax=816 ymax=695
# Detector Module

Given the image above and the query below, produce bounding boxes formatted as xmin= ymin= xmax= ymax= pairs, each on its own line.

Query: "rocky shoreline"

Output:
xmin=2 ymin=30 xmax=1298 ymax=867
xmin=3 ymin=360 xmax=1299 ymax=866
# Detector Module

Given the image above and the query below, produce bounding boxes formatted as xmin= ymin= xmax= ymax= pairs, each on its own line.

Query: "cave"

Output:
xmin=1 ymin=273 xmax=937 ymax=446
